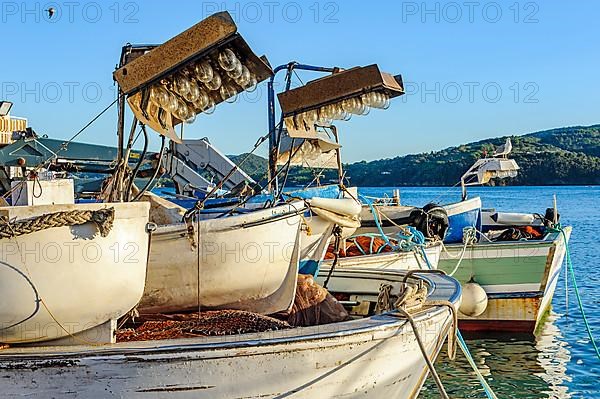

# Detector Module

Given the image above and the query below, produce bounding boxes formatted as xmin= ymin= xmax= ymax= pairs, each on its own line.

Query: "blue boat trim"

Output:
xmin=543 ymin=267 xmax=563 ymax=296
xmin=487 ymin=291 xmax=544 ymax=300
xmin=299 ymin=260 xmax=320 ymax=276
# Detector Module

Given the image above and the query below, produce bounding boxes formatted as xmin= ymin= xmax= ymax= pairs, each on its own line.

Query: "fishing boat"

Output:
xmin=359 ymin=140 xmax=573 ymax=333
xmin=0 ymin=268 xmax=460 ymax=398
xmin=357 ymin=196 xmax=481 ymax=243
xmin=439 ymin=213 xmax=571 ymax=333
xmin=438 ymin=140 xmax=572 ymax=333
xmin=0 ymin=105 xmax=152 ymax=344
xmin=138 ymin=193 xmax=307 ymax=314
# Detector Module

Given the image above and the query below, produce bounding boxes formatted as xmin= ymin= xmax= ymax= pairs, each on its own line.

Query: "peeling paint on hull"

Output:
xmin=440 ymin=227 xmax=571 ymax=333
xmin=0 ymin=270 xmax=460 ymax=398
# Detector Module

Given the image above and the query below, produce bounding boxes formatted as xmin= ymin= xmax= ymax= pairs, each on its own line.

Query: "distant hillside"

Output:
xmin=228 ymin=153 xmax=269 ymax=182
xmin=230 ymin=125 xmax=600 ymax=186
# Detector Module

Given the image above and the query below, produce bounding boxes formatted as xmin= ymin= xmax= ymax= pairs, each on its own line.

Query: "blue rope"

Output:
xmin=362 ymin=193 xmax=498 ymax=398
xmin=456 ymin=331 xmax=498 ymax=399
xmin=559 ymin=227 xmax=600 ymax=361
xmin=415 ymin=211 xmax=498 ymax=399
xmin=359 ymin=194 xmax=423 ymax=252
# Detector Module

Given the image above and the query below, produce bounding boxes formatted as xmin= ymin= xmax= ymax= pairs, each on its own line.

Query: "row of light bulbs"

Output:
xmin=145 ymin=48 xmax=258 ymax=125
xmin=286 ymin=91 xmax=391 ymax=129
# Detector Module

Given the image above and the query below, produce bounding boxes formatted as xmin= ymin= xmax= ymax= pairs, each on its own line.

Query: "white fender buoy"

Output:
xmin=311 ymin=207 xmax=361 ymax=229
xmin=490 ymin=212 xmax=535 ymax=225
xmin=459 ymin=281 xmax=488 ymax=317
xmin=308 ymin=198 xmax=362 ymax=217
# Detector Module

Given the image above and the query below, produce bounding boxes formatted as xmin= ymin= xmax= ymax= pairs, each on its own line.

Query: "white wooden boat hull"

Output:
xmin=0 ymin=202 xmax=150 ymax=344
xmin=0 ymin=269 xmax=460 ymax=398
xmin=139 ymin=202 xmax=305 ymax=315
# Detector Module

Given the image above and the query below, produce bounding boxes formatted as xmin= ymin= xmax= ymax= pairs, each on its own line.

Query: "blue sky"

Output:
xmin=2 ymin=0 xmax=599 ymax=162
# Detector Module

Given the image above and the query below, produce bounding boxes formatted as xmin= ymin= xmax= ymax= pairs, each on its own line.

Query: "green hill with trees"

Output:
xmin=231 ymin=124 xmax=600 ymax=187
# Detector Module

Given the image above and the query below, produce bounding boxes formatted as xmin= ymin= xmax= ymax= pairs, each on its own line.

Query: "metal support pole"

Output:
xmin=331 ymin=125 xmax=343 ymax=184
xmin=267 ymin=62 xmax=337 ymax=192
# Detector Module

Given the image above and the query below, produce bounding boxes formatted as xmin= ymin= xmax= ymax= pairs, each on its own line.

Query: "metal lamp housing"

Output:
xmin=113 ymin=12 xmax=273 ymax=141
xmin=277 ymin=65 xmax=404 ymax=138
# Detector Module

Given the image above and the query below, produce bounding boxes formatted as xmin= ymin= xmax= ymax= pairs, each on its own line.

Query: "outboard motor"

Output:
xmin=543 ymin=207 xmax=560 ymax=228
xmin=409 ymin=203 xmax=449 ymax=241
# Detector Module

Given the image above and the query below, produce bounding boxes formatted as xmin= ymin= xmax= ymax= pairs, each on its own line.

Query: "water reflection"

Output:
xmin=360 ymin=186 xmax=600 ymax=397
xmin=421 ymin=312 xmax=571 ymax=398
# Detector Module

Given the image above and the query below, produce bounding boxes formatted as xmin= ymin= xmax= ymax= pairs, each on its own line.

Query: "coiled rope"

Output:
xmin=0 ymin=208 xmax=115 ymax=239
xmin=360 ymin=194 xmax=425 ymax=252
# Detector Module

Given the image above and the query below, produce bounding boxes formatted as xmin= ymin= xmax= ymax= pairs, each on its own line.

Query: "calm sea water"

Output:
xmin=359 ymin=186 xmax=600 ymax=398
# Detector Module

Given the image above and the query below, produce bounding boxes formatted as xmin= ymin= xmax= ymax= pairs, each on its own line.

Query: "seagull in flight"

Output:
xmin=45 ymin=7 xmax=55 ymax=19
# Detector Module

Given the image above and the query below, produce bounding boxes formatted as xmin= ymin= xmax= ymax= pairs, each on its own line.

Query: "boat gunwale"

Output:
xmin=152 ymin=202 xmax=307 ymax=236
xmin=442 ymin=227 xmax=571 ymax=251
xmin=0 ymin=272 xmax=460 ymax=361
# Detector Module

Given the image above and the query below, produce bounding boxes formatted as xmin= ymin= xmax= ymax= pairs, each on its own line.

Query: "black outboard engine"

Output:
xmin=409 ymin=203 xmax=449 ymax=241
xmin=543 ymin=207 xmax=560 ymax=228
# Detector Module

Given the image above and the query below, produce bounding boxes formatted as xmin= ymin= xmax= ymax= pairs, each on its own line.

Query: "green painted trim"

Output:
xmin=439 ymin=255 xmax=548 ymax=285
xmin=445 ymin=240 xmax=554 ymax=252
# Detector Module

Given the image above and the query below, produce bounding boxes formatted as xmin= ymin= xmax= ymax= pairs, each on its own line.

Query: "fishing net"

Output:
xmin=287 ymin=274 xmax=349 ymax=327
xmin=117 ymin=310 xmax=291 ymax=342
xmin=324 ymin=235 xmax=394 ymax=259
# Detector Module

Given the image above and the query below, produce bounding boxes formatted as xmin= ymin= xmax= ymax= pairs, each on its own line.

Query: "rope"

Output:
xmin=0 ymin=208 xmax=115 ymax=239
xmin=419 ymin=229 xmax=498 ymax=399
xmin=456 ymin=331 xmax=498 ymax=399
xmin=360 ymin=194 xmax=425 ymax=253
xmin=445 ymin=227 xmax=477 ymax=277
xmin=0 ymin=261 xmax=41 ymax=331
xmin=375 ymin=283 xmax=449 ymax=399
xmin=375 ymin=281 xmax=450 ymax=398
xmin=183 ymin=129 xmax=273 ymax=221
xmin=395 ymin=306 xmax=450 ymax=398
xmin=422 ymin=298 xmax=459 ymax=361
xmin=322 ymin=226 xmax=343 ymax=289
xmin=553 ymin=226 xmax=600 ymax=361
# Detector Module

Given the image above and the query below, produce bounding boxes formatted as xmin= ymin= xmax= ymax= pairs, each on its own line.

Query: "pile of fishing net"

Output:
xmin=492 ymin=225 xmax=543 ymax=241
xmin=117 ymin=310 xmax=291 ymax=342
xmin=286 ymin=274 xmax=349 ymax=327
xmin=117 ymin=275 xmax=349 ymax=342
xmin=324 ymin=235 xmax=395 ymax=259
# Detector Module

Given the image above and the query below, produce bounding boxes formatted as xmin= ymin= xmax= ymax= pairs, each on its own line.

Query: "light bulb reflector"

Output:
xmin=220 ymin=84 xmax=238 ymax=103
xmin=174 ymin=75 xmax=192 ymax=97
xmin=236 ymin=65 xmax=252 ymax=86
xmin=164 ymin=94 xmax=179 ymax=114
xmin=185 ymin=113 xmax=196 ymax=124
xmin=183 ymin=84 xmax=201 ymax=103
xmin=194 ymin=61 xmax=214 ymax=83
xmin=201 ymin=97 xmax=216 ymax=114
xmin=150 ymin=85 xmax=170 ymax=107
xmin=205 ymin=72 xmax=222 ymax=91
xmin=303 ymin=110 xmax=318 ymax=125
xmin=218 ymin=49 xmax=240 ymax=72
xmin=193 ymin=90 xmax=211 ymax=110
xmin=227 ymin=62 xmax=244 ymax=80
